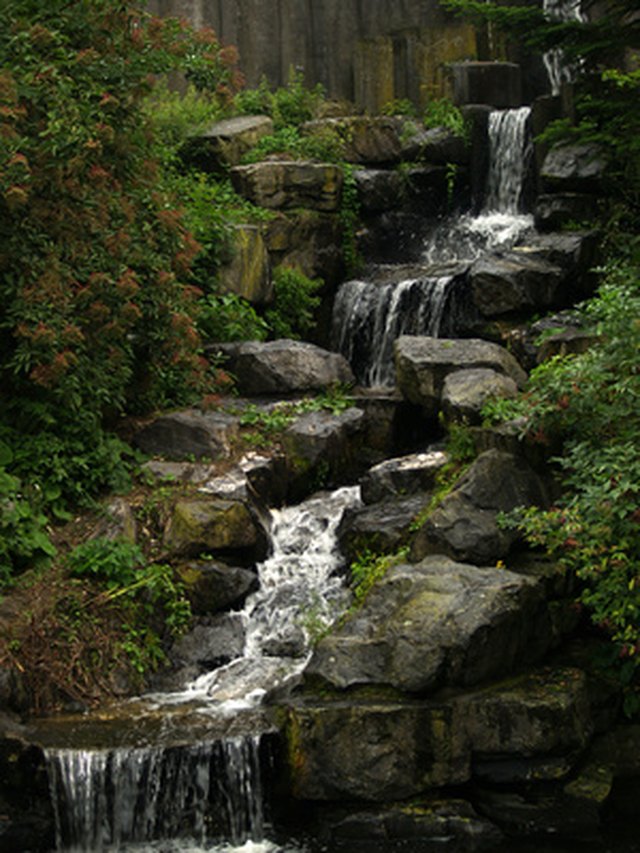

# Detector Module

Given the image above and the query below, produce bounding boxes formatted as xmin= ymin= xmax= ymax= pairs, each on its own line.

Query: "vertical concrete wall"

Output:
xmin=147 ymin=0 xmax=478 ymax=108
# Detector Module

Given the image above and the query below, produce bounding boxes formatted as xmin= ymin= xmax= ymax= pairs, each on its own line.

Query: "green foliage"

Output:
xmin=381 ymin=98 xmax=418 ymax=117
xmin=350 ymin=547 xmax=409 ymax=603
xmin=340 ymin=163 xmax=362 ymax=275
xmin=423 ymin=98 xmax=470 ymax=141
xmin=494 ymin=254 xmax=640 ymax=707
xmin=265 ymin=267 xmax=322 ymax=340
xmin=241 ymin=125 xmax=345 ymax=164
xmin=66 ymin=537 xmax=144 ymax=587
xmin=234 ymin=68 xmax=327 ymax=130
xmin=0 ymin=461 xmax=55 ymax=587
xmin=198 ymin=292 xmax=269 ymax=343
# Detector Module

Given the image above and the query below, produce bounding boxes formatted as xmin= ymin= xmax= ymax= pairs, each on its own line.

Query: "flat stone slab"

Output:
xmin=180 ymin=114 xmax=274 ymax=170
xmin=470 ymin=252 xmax=565 ymax=316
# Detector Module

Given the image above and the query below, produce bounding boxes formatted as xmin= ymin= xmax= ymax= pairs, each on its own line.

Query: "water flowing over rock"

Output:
xmin=484 ymin=106 xmax=531 ymax=214
xmin=542 ymin=0 xmax=585 ymax=95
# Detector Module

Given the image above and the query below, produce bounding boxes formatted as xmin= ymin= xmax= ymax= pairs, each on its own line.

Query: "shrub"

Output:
xmin=234 ymin=68 xmax=326 ymax=130
xmin=265 ymin=267 xmax=322 ymax=340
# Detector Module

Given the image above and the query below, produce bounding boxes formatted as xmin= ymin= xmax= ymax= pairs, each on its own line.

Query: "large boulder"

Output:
xmin=353 ymin=168 xmax=405 ymax=213
xmin=400 ymin=125 xmax=470 ymax=165
xmin=306 ymin=554 xmax=550 ymax=694
xmin=222 ymin=339 xmax=354 ymax=396
xmin=230 ymin=161 xmax=343 ymax=211
xmin=285 ymin=666 xmax=591 ymax=801
xmin=179 ymin=115 xmax=274 ymax=171
xmin=410 ymin=449 xmax=550 ymax=564
xmin=394 ymin=336 xmax=526 ymax=416
xmin=534 ymin=193 xmax=599 ymax=231
xmin=163 ymin=498 xmax=268 ymax=562
xmin=359 ymin=449 xmax=449 ymax=504
xmin=134 ymin=409 xmax=239 ymax=461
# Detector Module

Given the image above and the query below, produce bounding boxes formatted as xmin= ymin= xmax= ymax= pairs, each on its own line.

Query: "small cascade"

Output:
xmin=331 ymin=274 xmax=454 ymax=386
xmin=46 ymin=736 xmax=264 ymax=851
xmin=43 ymin=486 xmax=361 ymax=852
xmin=543 ymin=0 xmax=584 ymax=95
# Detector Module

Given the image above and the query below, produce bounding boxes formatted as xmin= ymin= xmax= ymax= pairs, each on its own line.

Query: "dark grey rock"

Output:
xmin=541 ymin=143 xmax=607 ymax=193
xmin=400 ymin=125 xmax=470 ymax=165
xmin=394 ymin=336 xmax=527 ymax=416
xmin=360 ymin=449 xmax=449 ymax=504
xmin=410 ymin=449 xmax=550 ymax=564
xmin=170 ymin=615 xmax=246 ymax=670
xmin=134 ymin=409 xmax=239 ymax=461
xmin=353 ymin=168 xmax=405 ymax=213
xmin=306 ymin=554 xmax=550 ymax=694
xmin=535 ymin=193 xmax=599 ymax=231
xmin=470 ymin=252 xmax=565 ymax=317
xmin=302 ymin=116 xmax=404 ymax=164
xmin=178 ymin=561 xmax=258 ymax=614
xmin=441 ymin=368 xmax=518 ymax=425
xmin=338 ymin=493 xmax=428 ymax=563
xmin=223 ymin=339 xmax=354 ymax=396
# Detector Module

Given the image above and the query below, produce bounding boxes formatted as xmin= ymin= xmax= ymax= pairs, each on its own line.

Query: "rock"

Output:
xmin=282 ymin=407 xmax=365 ymax=499
xmin=216 ymin=224 xmax=272 ymax=305
xmin=306 ymin=554 xmax=550 ymax=694
xmin=534 ymin=193 xmax=599 ymax=231
xmin=262 ymin=210 xmax=343 ymax=284
xmin=536 ymin=327 xmax=599 ymax=364
xmin=394 ymin=336 xmax=527 ymax=416
xmin=285 ymin=696 xmax=470 ymax=800
xmin=224 ymin=339 xmax=354 ymax=396
xmin=353 ymin=168 xmax=405 ymax=213
xmin=469 ymin=252 xmax=565 ymax=317
xmin=400 ymin=125 xmax=470 ymax=165
xmin=302 ymin=116 xmax=404 ymax=164
xmin=179 ymin=114 xmax=274 ymax=171
xmin=540 ymin=143 xmax=607 ymax=193
xmin=325 ymin=800 xmax=503 ymax=851
xmin=134 ymin=409 xmax=239 ymax=461
xmin=359 ymin=449 xmax=449 ymax=504
xmin=141 ymin=460 xmax=217 ymax=484
xmin=177 ymin=561 xmax=258 ymax=614
xmin=230 ymin=161 xmax=343 ymax=211
xmin=170 ymin=615 xmax=245 ymax=670
xmin=163 ymin=498 xmax=268 ymax=562
xmin=337 ymin=494 xmax=427 ymax=563
xmin=462 ymin=668 xmax=593 ymax=783
xmin=441 ymin=368 xmax=518 ymax=425
xmin=88 ymin=497 xmax=137 ymax=543
xmin=410 ymin=450 xmax=550 ymax=564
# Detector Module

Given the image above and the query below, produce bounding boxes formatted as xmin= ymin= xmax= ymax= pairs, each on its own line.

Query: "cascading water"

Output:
xmin=543 ymin=0 xmax=584 ymax=95
xmin=331 ymin=105 xmax=533 ymax=385
xmin=42 ymin=486 xmax=361 ymax=852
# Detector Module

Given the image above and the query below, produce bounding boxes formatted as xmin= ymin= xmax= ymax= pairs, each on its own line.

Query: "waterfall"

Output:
xmin=44 ymin=486 xmax=361 ymax=852
xmin=46 ymin=737 xmax=264 ymax=851
xmin=332 ymin=274 xmax=454 ymax=386
xmin=331 ymin=106 xmax=533 ymax=385
xmin=543 ymin=0 xmax=584 ymax=95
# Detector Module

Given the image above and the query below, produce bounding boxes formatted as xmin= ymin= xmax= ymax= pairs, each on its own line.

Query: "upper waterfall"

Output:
xmin=543 ymin=0 xmax=585 ymax=94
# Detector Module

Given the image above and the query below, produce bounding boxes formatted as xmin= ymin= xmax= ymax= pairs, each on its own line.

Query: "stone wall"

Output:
xmin=147 ymin=0 xmax=477 ymax=110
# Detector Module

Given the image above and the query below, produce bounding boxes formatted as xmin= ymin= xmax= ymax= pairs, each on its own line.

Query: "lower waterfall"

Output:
xmin=41 ymin=487 xmax=361 ymax=852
